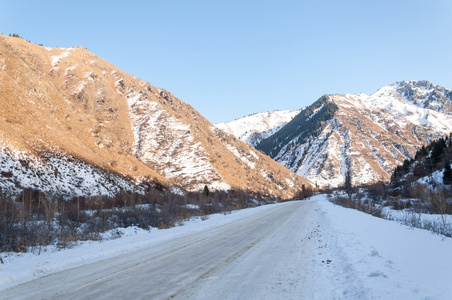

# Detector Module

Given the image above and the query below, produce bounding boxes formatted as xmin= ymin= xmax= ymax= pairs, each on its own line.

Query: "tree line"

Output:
xmin=0 ymin=185 xmax=281 ymax=253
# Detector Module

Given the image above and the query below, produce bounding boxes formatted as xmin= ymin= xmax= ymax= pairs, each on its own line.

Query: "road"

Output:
xmin=2 ymin=200 xmax=324 ymax=300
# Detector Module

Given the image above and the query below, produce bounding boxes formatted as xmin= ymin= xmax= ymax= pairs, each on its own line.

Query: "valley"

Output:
xmin=1 ymin=32 xmax=452 ymax=300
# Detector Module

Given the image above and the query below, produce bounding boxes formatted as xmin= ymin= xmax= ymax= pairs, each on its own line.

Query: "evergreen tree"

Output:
xmin=203 ymin=185 xmax=210 ymax=197
xmin=344 ymin=170 xmax=353 ymax=197
xmin=256 ymin=95 xmax=338 ymax=158
xmin=431 ymin=138 xmax=446 ymax=166
xmin=402 ymin=159 xmax=410 ymax=172
xmin=443 ymin=162 xmax=452 ymax=185
xmin=415 ymin=145 xmax=428 ymax=160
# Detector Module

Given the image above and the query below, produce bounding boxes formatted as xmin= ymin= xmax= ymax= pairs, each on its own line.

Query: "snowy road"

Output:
xmin=2 ymin=196 xmax=452 ymax=299
xmin=2 ymin=200 xmax=322 ymax=300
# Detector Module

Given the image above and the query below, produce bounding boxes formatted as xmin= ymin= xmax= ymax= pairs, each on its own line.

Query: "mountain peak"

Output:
xmin=393 ymin=79 xmax=432 ymax=88
xmin=369 ymin=80 xmax=452 ymax=114
xmin=224 ymin=81 xmax=452 ymax=189
xmin=0 ymin=33 xmax=311 ymax=199
xmin=216 ymin=110 xmax=301 ymax=147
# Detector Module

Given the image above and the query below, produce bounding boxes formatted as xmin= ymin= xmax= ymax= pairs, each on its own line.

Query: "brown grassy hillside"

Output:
xmin=0 ymin=34 xmax=310 ymax=199
xmin=0 ymin=34 xmax=166 ymax=184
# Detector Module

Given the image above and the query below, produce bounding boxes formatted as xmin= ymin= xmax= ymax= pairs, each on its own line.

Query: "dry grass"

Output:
xmin=0 ymin=34 xmax=166 ymax=184
xmin=0 ymin=34 xmax=311 ymax=199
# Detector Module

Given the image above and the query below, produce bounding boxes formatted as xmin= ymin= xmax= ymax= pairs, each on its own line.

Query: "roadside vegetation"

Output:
xmin=330 ymin=184 xmax=452 ymax=237
xmin=330 ymin=134 xmax=452 ymax=237
xmin=0 ymin=186 xmax=279 ymax=253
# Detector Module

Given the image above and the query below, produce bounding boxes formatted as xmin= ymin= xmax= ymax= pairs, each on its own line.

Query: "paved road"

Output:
xmin=2 ymin=201 xmax=321 ymax=300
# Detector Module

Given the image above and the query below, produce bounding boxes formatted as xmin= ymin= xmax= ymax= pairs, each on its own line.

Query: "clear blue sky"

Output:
xmin=2 ymin=0 xmax=452 ymax=123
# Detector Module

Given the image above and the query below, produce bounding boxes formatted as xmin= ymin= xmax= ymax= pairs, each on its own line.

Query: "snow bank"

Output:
xmin=0 ymin=204 xmax=279 ymax=291
xmin=313 ymin=195 xmax=452 ymax=299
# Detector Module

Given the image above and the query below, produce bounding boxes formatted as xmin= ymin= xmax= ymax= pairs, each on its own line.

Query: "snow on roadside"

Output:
xmin=382 ymin=206 xmax=452 ymax=225
xmin=0 ymin=204 xmax=277 ymax=291
xmin=312 ymin=194 xmax=452 ymax=299
xmin=1 ymin=195 xmax=451 ymax=299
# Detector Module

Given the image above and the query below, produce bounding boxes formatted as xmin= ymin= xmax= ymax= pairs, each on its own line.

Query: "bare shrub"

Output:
xmin=293 ymin=185 xmax=314 ymax=200
xmin=383 ymin=210 xmax=452 ymax=238
xmin=331 ymin=196 xmax=355 ymax=209
xmin=1 ymin=186 xmax=272 ymax=253
xmin=408 ymin=183 xmax=427 ymax=203
xmin=332 ymin=193 xmax=383 ymax=218
xmin=426 ymin=188 xmax=452 ymax=214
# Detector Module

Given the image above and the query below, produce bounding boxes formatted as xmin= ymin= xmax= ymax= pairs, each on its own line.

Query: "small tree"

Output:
xmin=443 ymin=162 xmax=452 ymax=185
xmin=344 ymin=170 xmax=353 ymax=197
xmin=203 ymin=185 xmax=210 ymax=197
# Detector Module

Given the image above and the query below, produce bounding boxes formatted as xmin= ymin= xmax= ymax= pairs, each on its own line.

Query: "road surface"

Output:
xmin=2 ymin=200 xmax=324 ymax=300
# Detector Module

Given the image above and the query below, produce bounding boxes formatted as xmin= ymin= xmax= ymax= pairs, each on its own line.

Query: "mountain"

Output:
xmin=224 ymin=81 xmax=452 ymax=189
xmin=216 ymin=110 xmax=300 ymax=147
xmin=373 ymin=80 xmax=452 ymax=115
xmin=0 ymin=34 xmax=310 ymax=199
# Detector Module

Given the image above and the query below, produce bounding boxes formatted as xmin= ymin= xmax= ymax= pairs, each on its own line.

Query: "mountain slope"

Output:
xmin=216 ymin=110 xmax=300 ymax=147
xmin=0 ymin=34 xmax=310 ymax=199
xmin=391 ymin=134 xmax=452 ymax=188
xmin=246 ymin=81 xmax=452 ymax=189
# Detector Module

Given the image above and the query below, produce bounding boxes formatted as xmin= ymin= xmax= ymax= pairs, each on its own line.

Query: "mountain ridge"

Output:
xmin=219 ymin=80 xmax=452 ymax=189
xmin=216 ymin=110 xmax=300 ymax=147
xmin=0 ymin=34 xmax=311 ymax=199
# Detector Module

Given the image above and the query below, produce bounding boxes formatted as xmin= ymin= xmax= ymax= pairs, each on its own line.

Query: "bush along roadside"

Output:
xmin=0 ymin=187 xmax=278 ymax=253
xmin=330 ymin=184 xmax=452 ymax=238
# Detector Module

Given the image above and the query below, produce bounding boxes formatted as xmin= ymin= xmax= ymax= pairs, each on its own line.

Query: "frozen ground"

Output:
xmin=1 ymin=194 xmax=451 ymax=299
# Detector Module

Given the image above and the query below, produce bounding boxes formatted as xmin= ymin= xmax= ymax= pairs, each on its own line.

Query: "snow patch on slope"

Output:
xmin=64 ymin=65 xmax=77 ymax=76
xmin=126 ymin=92 xmax=228 ymax=191
xmin=226 ymin=145 xmax=256 ymax=170
xmin=71 ymin=80 xmax=87 ymax=95
xmin=51 ymin=49 xmax=72 ymax=66
xmin=0 ymin=144 xmax=139 ymax=198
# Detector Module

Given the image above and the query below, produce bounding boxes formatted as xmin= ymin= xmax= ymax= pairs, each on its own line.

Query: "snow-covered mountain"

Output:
xmin=216 ymin=110 xmax=300 ymax=147
xmin=372 ymin=80 xmax=452 ymax=115
xmin=228 ymin=81 xmax=452 ymax=189
xmin=0 ymin=34 xmax=310 ymax=199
